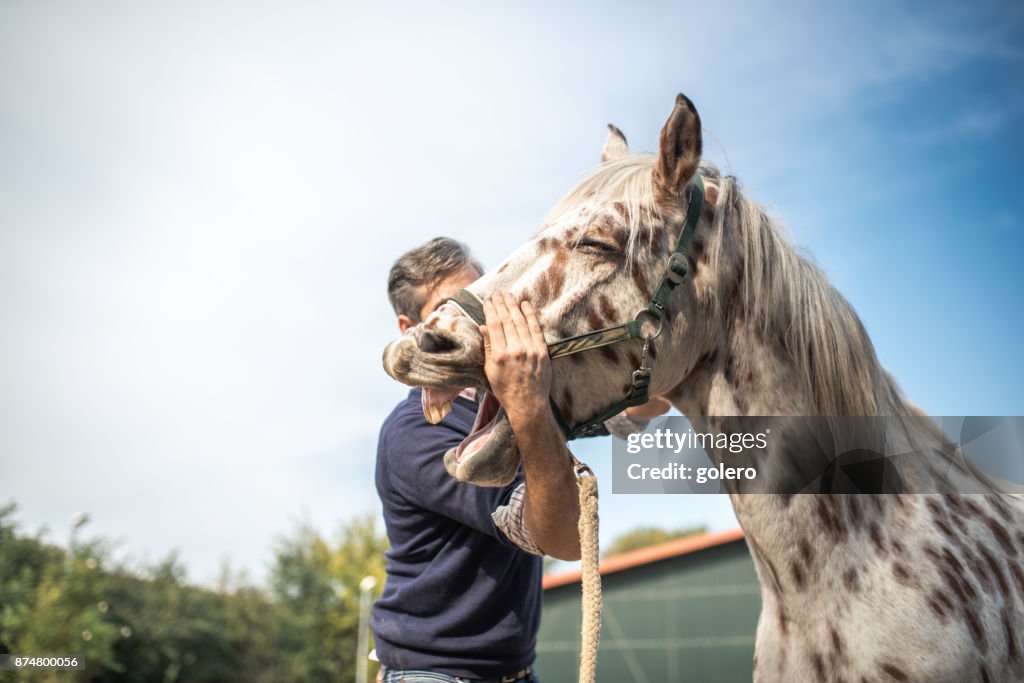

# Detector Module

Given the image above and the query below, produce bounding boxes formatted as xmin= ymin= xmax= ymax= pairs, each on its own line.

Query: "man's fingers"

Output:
xmin=504 ymin=293 xmax=546 ymax=361
xmin=490 ymin=290 xmax=511 ymax=322
xmin=625 ymin=396 xmax=672 ymax=419
xmin=521 ymin=301 xmax=549 ymax=356
xmin=482 ymin=299 xmax=506 ymax=352
xmin=503 ymin=291 xmax=530 ymax=333
xmin=492 ymin=291 xmax=523 ymax=349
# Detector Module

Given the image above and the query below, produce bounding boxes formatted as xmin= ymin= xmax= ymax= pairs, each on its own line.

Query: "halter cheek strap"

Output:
xmin=447 ymin=173 xmax=705 ymax=440
xmin=446 ymin=289 xmax=486 ymax=328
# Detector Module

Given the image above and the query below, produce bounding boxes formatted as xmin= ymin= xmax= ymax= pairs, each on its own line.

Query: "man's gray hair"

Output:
xmin=387 ymin=237 xmax=483 ymax=322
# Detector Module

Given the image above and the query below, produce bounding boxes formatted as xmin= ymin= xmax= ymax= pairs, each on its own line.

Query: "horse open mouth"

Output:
xmin=454 ymin=390 xmax=503 ymax=458
xmin=384 ymin=319 xmax=519 ymax=487
xmin=423 ymin=387 xmax=521 ymax=487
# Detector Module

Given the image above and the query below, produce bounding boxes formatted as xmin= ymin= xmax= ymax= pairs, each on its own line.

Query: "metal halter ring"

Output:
xmin=632 ymin=308 xmax=665 ymax=340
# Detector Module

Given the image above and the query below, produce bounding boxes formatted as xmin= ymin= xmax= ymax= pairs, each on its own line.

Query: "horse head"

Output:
xmin=382 ymin=93 xmax=720 ymax=486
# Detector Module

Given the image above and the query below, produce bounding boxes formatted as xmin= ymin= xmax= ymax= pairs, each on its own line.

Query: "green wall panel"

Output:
xmin=536 ymin=541 xmax=761 ymax=683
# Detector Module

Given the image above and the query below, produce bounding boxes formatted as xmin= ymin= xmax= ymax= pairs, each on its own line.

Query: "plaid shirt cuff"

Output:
xmin=492 ymin=483 xmax=544 ymax=556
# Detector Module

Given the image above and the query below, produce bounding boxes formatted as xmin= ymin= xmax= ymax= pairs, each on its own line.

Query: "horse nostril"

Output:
xmin=418 ymin=328 xmax=460 ymax=354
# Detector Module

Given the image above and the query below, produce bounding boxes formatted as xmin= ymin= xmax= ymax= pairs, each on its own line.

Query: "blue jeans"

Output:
xmin=379 ymin=666 xmax=540 ymax=683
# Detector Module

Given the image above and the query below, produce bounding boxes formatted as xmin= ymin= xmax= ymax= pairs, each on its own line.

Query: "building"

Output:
xmin=537 ymin=529 xmax=760 ymax=682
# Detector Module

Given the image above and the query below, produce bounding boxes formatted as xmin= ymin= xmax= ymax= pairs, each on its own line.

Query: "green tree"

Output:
xmin=268 ymin=514 xmax=388 ymax=683
xmin=0 ymin=503 xmax=389 ymax=682
xmin=327 ymin=515 xmax=388 ymax=682
xmin=94 ymin=553 xmax=301 ymax=683
xmin=0 ymin=504 xmax=119 ymax=682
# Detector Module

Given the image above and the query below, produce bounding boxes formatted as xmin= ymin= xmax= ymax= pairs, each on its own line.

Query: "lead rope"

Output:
xmin=572 ymin=457 xmax=601 ymax=683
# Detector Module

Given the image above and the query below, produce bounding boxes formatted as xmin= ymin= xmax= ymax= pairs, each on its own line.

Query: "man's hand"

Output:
xmin=625 ymin=396 xmax=672 ymax=420
xmin=480 ymin=292 xmax=551 ymax=428
xmin=479 ymin=291 xmax=581 ymax=561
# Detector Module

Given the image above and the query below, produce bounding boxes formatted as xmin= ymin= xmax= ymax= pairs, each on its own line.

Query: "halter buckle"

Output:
xmin=630 ymin=367 xmax=651 ymax=395
xmin=666 ymin=252 xmax=689 ymax=284
xmin=639 ymin=336 xmax=651 ymax=370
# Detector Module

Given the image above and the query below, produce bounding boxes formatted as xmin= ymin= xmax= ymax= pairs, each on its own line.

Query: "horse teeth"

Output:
xmin=439 ymin=401 xmax=453 ymax=421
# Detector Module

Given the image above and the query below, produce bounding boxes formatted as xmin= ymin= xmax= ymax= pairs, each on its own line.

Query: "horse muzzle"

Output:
xmin=381 ymin=320 xmax=487 ymax=391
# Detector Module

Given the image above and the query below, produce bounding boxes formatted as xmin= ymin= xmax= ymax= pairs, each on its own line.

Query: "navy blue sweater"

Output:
xmin=371 ymin=389 xmax=542 ymax=679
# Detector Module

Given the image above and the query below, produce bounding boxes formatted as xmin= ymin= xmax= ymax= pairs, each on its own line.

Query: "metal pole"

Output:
xmin=68 ymin=512 xmax=88 ymax=569
xmin=356 ymin=575 xmax=377 ymax=683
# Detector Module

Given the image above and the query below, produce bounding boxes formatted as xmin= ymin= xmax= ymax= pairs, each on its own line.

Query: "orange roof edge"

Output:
xmin=542 ymin=527 xmax=746 ymax=590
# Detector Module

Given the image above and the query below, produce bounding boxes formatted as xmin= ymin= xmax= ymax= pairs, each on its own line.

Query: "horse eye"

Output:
xmin=578 ymin=238 xmax=618 ymax=254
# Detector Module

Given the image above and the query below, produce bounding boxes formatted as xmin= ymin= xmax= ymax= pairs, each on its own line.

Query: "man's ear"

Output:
xmin=398 ymin=314 xmax=415 ymax=334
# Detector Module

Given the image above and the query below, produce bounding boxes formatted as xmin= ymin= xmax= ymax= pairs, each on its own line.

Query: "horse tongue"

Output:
xmin=422 ymin=386 xmax=462 ymax=424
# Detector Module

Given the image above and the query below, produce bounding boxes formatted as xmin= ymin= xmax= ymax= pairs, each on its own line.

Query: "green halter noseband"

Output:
xmin=448 ymin=174 xmax=705 ymax=440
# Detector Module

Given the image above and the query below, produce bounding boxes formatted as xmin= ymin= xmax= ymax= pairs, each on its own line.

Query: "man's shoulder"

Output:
xmin=376 ymin=389 xmax=484 ymax=507
xmin=378 ymin=388 xmax=474 ymax=460
xmin=379 ymin=390 xmax=424 ymax=453
xmin=381 ymin=389 xmax=422 ymax=429
xmin=381 ymin=389 xmax=478 ymax=436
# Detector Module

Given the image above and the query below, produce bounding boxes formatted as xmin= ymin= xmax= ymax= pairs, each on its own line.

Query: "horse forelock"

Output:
xmin=542 ymin=155 xmax=662 ymax=268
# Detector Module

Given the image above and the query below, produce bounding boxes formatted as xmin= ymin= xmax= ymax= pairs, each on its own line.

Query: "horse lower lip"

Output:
xmin=422 ymin=387 xmax=463 ymax=422
xmin=456 ymin=396 xmax=503 ymax=462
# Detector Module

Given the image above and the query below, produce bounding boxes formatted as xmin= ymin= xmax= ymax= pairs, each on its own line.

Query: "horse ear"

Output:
xmin=653 ymin=93 xmax=703 ymax=218
xmin=601 ymin=124 xmax=629 ymax=163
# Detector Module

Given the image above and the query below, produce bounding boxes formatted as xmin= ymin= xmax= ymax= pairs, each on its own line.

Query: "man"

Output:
xmin=373 ymin=237 xmax=666 ymax=683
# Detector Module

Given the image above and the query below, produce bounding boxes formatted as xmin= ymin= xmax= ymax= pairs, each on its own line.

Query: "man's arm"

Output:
xmin=482 ymin=292 xmax=581 ymax=561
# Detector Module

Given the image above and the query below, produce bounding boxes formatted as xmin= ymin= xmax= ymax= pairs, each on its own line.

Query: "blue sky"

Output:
xmin=1 ymin=1 xmax=1021 ymax=583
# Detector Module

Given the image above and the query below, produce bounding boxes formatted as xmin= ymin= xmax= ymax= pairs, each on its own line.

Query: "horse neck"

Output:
xmin=663 ymin=315 xmax=917 ymax=593
xmin=663 ymin=312 xmax=815 ymax=418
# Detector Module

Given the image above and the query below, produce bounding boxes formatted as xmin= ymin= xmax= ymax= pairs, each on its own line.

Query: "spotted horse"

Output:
xmin=382 ymin=93 xmax=1024 ymax=682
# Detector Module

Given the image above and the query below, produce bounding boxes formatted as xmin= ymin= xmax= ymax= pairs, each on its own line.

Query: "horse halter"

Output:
xmin=448 ymin=174 xmax=705 ymax=440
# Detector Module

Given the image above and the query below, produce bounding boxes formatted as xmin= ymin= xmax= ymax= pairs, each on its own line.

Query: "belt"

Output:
xmin=379 ymin=665 xmax=532 ymax=683
xmin=494 ymin=666 xmax=531 ymax=683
